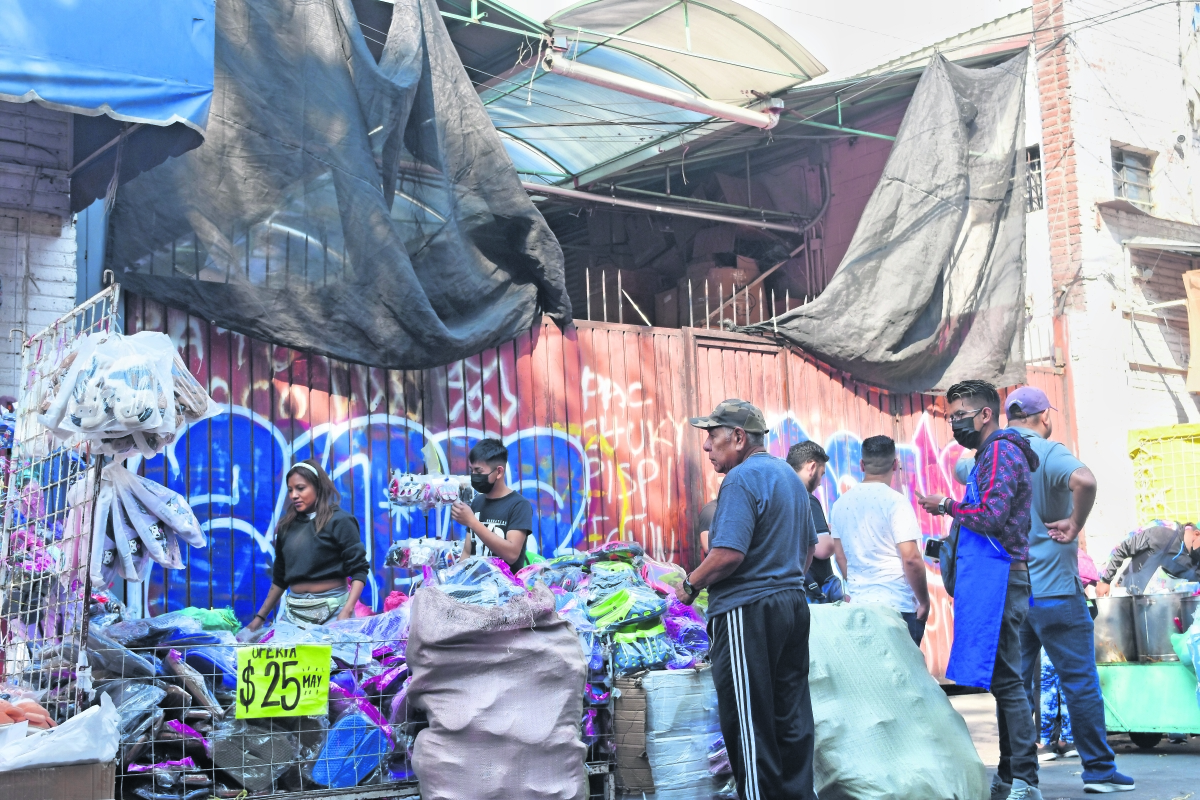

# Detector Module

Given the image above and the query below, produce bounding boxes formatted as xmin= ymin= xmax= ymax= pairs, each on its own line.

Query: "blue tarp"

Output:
xmin=0 ymin=0 xmax=214 ymax=133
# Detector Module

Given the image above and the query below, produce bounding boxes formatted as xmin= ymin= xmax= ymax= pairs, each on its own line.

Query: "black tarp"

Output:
xmin=744 ymin=53 xmax=1027 ymax=394
xmin=106 ymin=0 xmax=570 ymax=369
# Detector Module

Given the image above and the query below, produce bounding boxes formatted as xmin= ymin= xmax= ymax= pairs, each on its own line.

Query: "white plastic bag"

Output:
xmin=37 ymin=331 xmax=219 ymax=458
xmin=0 ymin=693 xmax=120 ymax=771
xmin=120 ymin=466 xmax=205 ymax=547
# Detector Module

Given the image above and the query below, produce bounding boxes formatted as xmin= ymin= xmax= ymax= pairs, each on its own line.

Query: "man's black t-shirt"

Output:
xmin=697 ymin=500 xmax=718 ymax=536
xmin=806 ymin=493 xmax=834 ymax=585
xmin=470 ymin=491 xmax=535 ymax=570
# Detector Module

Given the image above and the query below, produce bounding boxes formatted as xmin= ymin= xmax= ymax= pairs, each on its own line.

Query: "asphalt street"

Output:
xmin=950 ymin=692 xmax=1199 ymax=800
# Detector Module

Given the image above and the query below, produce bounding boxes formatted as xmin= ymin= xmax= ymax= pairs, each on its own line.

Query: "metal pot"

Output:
xmin=1132 ymin=593 xmax=1185 ymax=662
xmin=1182 ymin=594 xmax=1199 ymax=633
xmin=1093 ymin=596 xmax=1137 ymax=663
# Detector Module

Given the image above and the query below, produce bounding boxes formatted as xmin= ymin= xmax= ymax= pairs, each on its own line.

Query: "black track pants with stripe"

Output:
xmin=709 ymin=589 xmax=815 ymax=800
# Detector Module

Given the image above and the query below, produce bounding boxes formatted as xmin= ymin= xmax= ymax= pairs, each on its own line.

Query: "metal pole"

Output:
xmin=688 ymin=279 xmax=694 ymax=328
xmin=586 ymin=266 xmax=591 ymax=321
xmin=705 ymin=280 xmax=710 ymax=329
xmin=521 ymin=182 xmax=806 ymax=234
xmin=617 ymin=270 xmax=624 ymax=325
xmin=718 ymin=282 xmax=724 ymax=328
xmin=602 ymin=269 xmax=608 ymax=323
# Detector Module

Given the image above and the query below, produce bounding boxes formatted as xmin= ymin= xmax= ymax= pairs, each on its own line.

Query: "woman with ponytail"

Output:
xmin=242 ymin=459 xmax=369 ymax=633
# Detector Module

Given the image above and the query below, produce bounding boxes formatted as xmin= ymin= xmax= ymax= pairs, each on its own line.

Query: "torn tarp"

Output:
xmin=744 ymin=53 xmax=1027 ymax=394
xmin=105 ymin=0 xmax=570 ymax=370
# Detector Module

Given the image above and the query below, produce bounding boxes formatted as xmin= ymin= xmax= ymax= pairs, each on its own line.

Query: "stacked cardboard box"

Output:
xmin=0 ymin=761 xmax=116 ymax=800
xmin=655 ymin=256 xmax=761 ymax=328
xmin=613 ymin=676 xmax=654 ymax=793
xmin=586 ymin=268 xmax=661 ymax=324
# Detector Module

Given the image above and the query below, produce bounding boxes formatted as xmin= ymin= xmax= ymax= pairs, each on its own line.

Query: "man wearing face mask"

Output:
xmin=452 ymin=438 xmax=535 ymax=571
xmin=918 ymin=380 xmax=1042 ymax=800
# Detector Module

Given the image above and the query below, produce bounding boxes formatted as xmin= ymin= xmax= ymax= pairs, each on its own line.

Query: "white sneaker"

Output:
xmin=1007 ymin=779 xmax=1044 ymax=800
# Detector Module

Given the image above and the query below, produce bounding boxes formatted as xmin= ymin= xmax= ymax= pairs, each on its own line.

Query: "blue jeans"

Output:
xmin=900 ymin=611 xmax=926 ymax=646
xmin=1020 ymin=593 xmax=1117 ymax=782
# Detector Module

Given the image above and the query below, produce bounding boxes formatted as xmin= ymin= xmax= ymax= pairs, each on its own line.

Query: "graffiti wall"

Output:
xmin=127 ymin=298 xmax=1069 ymax=676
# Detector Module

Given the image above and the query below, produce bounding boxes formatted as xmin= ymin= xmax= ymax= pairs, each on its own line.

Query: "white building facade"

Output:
xmin=1030 ymin=0 xmax=1200 ymax=556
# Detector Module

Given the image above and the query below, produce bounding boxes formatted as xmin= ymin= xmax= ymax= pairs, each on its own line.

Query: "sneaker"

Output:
xmin=990 ymin=773 xmax=1013 ymax=800
xmin=1007 ymin=779 xmax=1044 ymax=800
xmin=1083 ymin=772 xmax=1136 ymax=793
xmin=1036 ymin=742 xmax=1060 ymax=761
xmin=1059 ymin=744 xmax=1078 ymax=759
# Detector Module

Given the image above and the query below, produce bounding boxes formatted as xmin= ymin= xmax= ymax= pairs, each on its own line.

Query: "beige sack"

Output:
xmin=407 ymin=584 xmax=587 ymax=800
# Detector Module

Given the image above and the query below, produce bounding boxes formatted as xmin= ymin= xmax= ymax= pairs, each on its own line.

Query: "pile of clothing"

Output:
xmin=68 ymin=594 xmax=418 ymax=799
xmin=6 ymin=541 xmax=703 ymax=798
xmin=37 ymin=331 xmax=218 ymax=458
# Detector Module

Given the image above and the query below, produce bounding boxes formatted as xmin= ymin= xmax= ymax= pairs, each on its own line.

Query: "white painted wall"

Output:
xmin=0 ymin=101 xmax=77 ymax=398
xmin=1051 ymin=1 xmax=1200 ymax=555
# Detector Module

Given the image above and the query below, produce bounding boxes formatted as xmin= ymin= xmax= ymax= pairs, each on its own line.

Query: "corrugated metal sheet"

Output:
xmin=128 ymin=297 xmax=1069 ymax=677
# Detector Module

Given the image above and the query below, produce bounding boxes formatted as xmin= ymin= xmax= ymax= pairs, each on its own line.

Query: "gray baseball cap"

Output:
xmin=689 ymin=398 xmax=768 ymax=434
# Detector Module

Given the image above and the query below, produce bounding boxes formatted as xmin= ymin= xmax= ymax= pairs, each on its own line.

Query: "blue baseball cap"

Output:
xmin=1005 ymin=386 xmax=1054 ymax=416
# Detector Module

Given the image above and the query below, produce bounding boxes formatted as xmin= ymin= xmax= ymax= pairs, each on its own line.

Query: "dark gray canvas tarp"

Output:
xmin=106 ymin=0 xmax=570 ymax=369
xmin=744 ymin=53 xmax=1027 ymax=394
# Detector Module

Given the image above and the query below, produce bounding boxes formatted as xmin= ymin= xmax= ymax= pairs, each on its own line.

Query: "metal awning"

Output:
xmin=0 ymin=0 xmax=216 ymax=211
xmin=1124 ymin=236 xmax=1200 ymax=255
xmin=473 ymin=0 xmax=826 ymax=185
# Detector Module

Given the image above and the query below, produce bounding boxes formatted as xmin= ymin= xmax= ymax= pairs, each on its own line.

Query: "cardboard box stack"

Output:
xmin=613 ymin=676 xmax=654 ymax=794
xmin=587 ymin=268 xmax=661 ymax=324
xmin=655 ymin=256 xmax=761 ymax=327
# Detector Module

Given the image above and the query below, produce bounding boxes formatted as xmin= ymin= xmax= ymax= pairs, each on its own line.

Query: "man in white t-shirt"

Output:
xmin=830 ymin=434 xmax=931 ymax=645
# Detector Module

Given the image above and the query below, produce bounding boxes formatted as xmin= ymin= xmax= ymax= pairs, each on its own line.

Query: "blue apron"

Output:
xmin=946 ymin=469 xmax=1013 ymax=690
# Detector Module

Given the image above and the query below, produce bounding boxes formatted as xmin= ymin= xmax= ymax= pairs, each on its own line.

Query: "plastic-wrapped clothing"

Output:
xmin=103 ymin=613 xmax=206 ymax=647
xmin=88 ymin=628 xmax=156 ymax=679
xmin=641 ymin=669 xmax=721 ymax=800
xmin=407 ymin=583 xmax=586 ymax=800
xmin=663 ymin=597 xmax=709 ymax=664
xmin=433 ymin=556 xmax=525 ymax=607
xmin=641 ymin=557 xmax=687 ymax=596
xmin=211 ymin=718 xmax=299 ymax=791
xmin=163 ymin=650 xmax=225 ymax=718
xmin=809 ymin=604 xmax=987 ymax=799
xmin=612 ymin=621 xmax=673 ymax=675
xmin=586 ymin=541 xmax=645 ymax=564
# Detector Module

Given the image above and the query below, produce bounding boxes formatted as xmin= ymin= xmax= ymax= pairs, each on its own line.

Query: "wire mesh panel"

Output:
xmin=0 ymin=283 xmax=120 ymax=724
xmin=88 ymin=627 xmax=420 ymax=799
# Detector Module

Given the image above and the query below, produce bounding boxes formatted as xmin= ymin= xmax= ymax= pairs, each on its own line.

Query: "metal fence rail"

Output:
xmin=1 ymin=282 xmax=120 ymax=724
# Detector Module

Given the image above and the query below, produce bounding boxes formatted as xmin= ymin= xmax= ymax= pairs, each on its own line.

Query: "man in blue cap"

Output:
xmin=1003 ymin=386 xmax=1133 ymax=794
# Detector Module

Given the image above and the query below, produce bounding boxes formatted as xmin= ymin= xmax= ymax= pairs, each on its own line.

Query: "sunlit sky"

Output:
xmin=501 ymin=0 xmax=1031 ymax=78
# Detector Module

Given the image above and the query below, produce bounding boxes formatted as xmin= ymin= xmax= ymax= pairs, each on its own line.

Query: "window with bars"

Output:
xmin=1026 ymin=145 xmax=1043 ymax=212
xmin=1112 ymin=147 xmax=1153 ymax=212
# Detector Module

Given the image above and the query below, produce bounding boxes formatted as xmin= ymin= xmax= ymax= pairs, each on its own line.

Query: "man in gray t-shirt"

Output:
xmin=1003 ymin=388 xmax=1131 ymax=793
xmin=677 ymin=399 xmax=816 ymax=800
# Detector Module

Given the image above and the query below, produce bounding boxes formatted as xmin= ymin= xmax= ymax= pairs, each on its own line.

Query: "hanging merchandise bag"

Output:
xmin=89 ymin=477 xmax=120 ymax=586
xmin=38 ymin=331 xmax=219 ymax=458
xmin=407 ymin=584 xmax=587 ymax=800
xmin=119 ymin=464 xmax=206 ymax=547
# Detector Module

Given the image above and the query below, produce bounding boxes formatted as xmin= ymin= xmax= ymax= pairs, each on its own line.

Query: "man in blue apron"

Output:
xmin=918 ymin=380 xmax=1041 ymax=800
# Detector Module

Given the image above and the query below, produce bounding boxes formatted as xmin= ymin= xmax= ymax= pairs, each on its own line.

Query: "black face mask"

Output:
xmin=471 ymin=471 xmax=496 ymax=494
xmin=951 ymin=412 xmax=983 ymax=450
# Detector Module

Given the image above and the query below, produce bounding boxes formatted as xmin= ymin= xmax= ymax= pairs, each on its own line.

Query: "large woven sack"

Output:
xmin=810 ymin=605 xmax=987 ymax=800
xmin=407 ymin=584 xmax=587 ymax=800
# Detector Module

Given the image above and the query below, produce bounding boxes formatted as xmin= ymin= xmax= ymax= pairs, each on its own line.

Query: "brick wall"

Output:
xmin=0 ymin=101 xmax=77 ymax=398
xmin=1033 ymin=0 xmax=1083 ymax=312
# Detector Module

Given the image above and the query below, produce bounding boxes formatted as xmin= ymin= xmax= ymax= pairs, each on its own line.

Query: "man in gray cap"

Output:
xmin=1003 ymin=387 xmax=1132 ymax=794
xmin=678 ymin=399 xmax=817 ymax=800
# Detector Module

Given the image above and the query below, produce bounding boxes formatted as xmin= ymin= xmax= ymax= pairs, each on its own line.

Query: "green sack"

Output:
xmin=178 ymin=606 xmax=242 ymax=632
xmin=1170 ymin=633 xmax=1194 ymax=673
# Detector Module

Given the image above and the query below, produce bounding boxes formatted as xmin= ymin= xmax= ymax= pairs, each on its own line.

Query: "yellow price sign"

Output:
xmin=236 ymin=644 xmax=331 ymax=718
